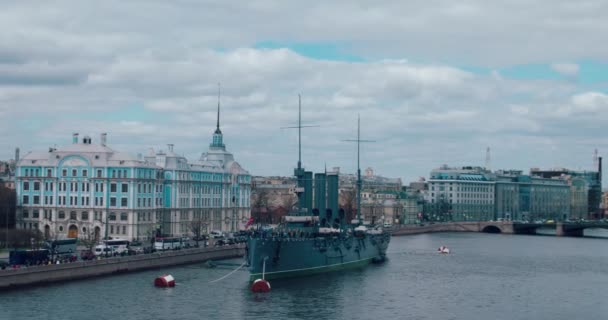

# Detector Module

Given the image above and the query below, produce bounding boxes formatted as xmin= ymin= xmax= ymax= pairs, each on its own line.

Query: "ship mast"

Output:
xmin=343 ymin=115 xmax=374 ymax=225
xmin=281 ymin=95 xmax=318 ymax=214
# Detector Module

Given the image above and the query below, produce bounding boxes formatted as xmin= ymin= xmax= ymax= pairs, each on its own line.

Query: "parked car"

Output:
xmin=193 ymin=235 xmax=208 ymax=241
xmin=80 ymin=250 xmax=96 ymax=261
xmin=0 ymin=260 xmax=9 ymax=269
xmin=130 ymin=240 xmax=143 ymax=246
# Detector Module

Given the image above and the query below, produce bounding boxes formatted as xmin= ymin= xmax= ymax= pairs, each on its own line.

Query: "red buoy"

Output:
xmin=251 ymin=279 xmax=271 ymax=292
xmin=154 ymin=274 xmax=175 ymax=287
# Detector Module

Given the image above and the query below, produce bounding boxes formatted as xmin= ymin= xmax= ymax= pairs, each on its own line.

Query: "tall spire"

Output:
xmin=215 ymin=83 xmax=222 ymax=134
xmin=210 ymin=82 xmax=225 ymax=149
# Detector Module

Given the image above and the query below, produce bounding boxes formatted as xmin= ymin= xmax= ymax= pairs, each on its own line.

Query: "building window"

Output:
xmin=47 ymin=169 xmax=52 ymax=177
xmin=120 ymin=212 xmax=128 ymax=221
xmin=97 ymin=169 xmax=102 ymax=178
xmin=110 ymin=225 xmax=114 ymax=234
xmin=81 ymin=212 xmax=89 ymax=220
xmin=110 ymin=197 xmax=116 ymax=207
xmin=122 ymin=226 xmax=126 ymax=234
xmin=110 ymin=183 xmax=117 ymax=193
xmin=70 ymin=211 xmax=77 ymax=220
xmin=23 ymin=181 xmax=29 ymax=191
xmin=72 ymin=169 xmax=77 ymax=177
xmin=110 ymin=213 xmax=116 ymax=221
xmin=23 ymin=210 xmax=29 ymax=218
xmin=122 ymin=183 xmax=128 ymax=193
xmin=33 ymin=182 xmax=40 ymax=191
xmin=59 ymin=226 xmax=63 ymax=232
xmin=121 ymin=198 xmax=128 ymax=207
xmin=33 ymin=196 xmax=40 ymax=205
xmin=58 ymin=211 xmax=65 ymax=219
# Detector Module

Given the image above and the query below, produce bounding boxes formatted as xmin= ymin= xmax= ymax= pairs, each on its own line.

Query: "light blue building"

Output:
xmin=16 ymin=108 xmax=250 ymax=242
xmin=426 ymin=165 xmax=570 ymax=222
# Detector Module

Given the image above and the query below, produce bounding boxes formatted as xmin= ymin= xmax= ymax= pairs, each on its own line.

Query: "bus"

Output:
xmin=45 ymin=238 xmax=78 ymax=258
xmin=95 ymin=238 xmax=130 ymax=256
xmin=9 ymin=249 xmax=50 ymax=265
xmin=154 ymin=237 xmax=183 ymax=251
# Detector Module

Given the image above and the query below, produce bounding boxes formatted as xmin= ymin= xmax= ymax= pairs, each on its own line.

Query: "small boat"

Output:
xmin=438 ymin=246 xmax=450 ymax=254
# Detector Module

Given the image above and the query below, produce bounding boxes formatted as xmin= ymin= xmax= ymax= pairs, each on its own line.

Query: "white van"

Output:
xmin=210 ymin=230 xmax=224 ymax=239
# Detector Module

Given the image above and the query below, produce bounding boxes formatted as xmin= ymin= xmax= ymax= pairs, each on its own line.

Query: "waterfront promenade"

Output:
xmin=0 ymin=244 xmax=244 ymax=290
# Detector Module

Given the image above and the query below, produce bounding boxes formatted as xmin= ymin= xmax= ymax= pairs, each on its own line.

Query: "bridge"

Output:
xmin=391 ymin=221 xmax=608 ymax=237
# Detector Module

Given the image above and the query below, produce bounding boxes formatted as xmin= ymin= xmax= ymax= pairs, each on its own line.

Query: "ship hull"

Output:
xmin=247 ymin=233 xmax=389 ymax=282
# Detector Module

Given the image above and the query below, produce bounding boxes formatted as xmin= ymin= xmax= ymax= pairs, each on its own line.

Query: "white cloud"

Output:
xmin=0 ymin=1 xmax=606 ymax=183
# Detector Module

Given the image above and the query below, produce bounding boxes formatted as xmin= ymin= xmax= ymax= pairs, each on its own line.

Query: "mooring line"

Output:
xmin=209 ymin=261 xmax=247 ymax=283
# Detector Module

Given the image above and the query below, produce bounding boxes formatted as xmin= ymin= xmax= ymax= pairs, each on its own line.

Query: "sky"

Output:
xmin=1 ymin=1 xmax=608 ymax=184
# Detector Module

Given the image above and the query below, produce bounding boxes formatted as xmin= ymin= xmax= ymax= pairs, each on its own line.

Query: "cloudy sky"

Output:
xmin=1 ymin=1 xmax=607 ymax=183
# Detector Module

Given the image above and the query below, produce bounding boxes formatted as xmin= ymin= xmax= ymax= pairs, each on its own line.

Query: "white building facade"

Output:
xmin=16 ymin=115 xmax=250 ymax=242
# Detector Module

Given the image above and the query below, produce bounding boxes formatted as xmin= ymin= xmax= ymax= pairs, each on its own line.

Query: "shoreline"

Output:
xmin=0 ymin=245 xmax=245 ymax=291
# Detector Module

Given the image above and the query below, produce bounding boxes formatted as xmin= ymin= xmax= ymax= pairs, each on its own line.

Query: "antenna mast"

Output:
xmin=594 ymin=149 xmax=599 ymax=170
xmin=343 ymin=114 xmax=374 ymax=225
xmin=485 ymin=147 xmax=491 ymax=171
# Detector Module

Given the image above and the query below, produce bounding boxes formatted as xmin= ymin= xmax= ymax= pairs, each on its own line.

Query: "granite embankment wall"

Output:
xmin=0 ymin=245 xmax=245 ymax=290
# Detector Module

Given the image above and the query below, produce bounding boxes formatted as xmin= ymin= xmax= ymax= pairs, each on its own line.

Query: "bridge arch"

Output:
xmin=481 ymin=225 xmax=502 ymax=233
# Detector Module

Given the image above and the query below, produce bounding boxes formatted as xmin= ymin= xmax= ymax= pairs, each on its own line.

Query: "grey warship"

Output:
xmin=246 ymin=99 xmax=390 ymax=281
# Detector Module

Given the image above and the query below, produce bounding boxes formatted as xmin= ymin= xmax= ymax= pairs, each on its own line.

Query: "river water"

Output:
xmin=2 ymin=231 xmax=608 ymax=320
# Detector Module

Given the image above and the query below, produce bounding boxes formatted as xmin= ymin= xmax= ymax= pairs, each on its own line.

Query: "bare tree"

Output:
xmin=339 ymin=188 xmax=357 ymax=222
xmin=189 ymin=212 xmax=208 ymax=247
xmin=251 ymin=186 xmax=270 ymax=224
xmin=0 ymin=185 xmax=16 ymax=243
xmin=280 ymin=193 xmax=297 ymax=213
xmin=6 ymin=229 xmax=42 ymax=251
xmin=79 ymin=227 xmax=98 ymax=256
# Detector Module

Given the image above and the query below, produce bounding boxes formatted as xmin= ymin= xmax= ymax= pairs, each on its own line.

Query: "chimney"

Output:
xmin=73 ymin=133 xmax=79 ymax=144
xmin=100 ymin=133 xmax=107 ymax=146
xmin=168 ymin=144 xmax=174 ymax=152
xmin=15 ymin=147 xmax=20 ymax=163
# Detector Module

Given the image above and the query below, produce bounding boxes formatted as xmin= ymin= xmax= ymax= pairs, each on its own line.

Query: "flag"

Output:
xmin=245 ymin=217 xmax=254 ymax=228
